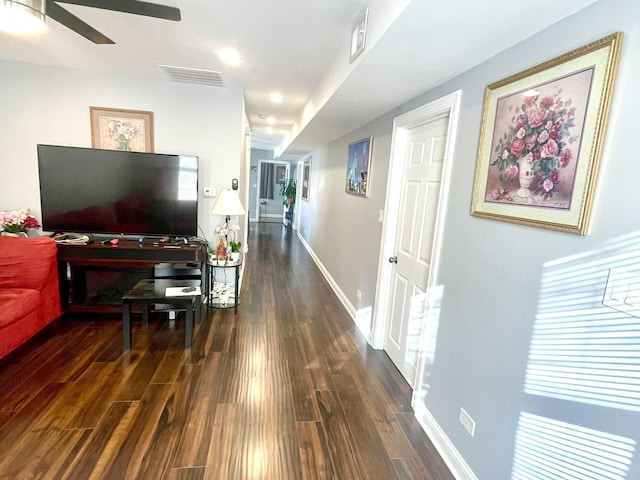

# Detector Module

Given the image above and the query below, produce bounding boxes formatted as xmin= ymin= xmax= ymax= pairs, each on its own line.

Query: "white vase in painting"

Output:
xmin=517 ymin=157 xmax=534 ymax=198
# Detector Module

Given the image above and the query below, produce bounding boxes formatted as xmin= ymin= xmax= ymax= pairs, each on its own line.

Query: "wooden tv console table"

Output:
xmin=56 ymin=239 xmax=206 ymax=313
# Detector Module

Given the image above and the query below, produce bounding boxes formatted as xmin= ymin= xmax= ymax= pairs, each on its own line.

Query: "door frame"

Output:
xmin=255 ymin=159 xmax=289 ymax=222
xmin=294 ymin=159 xmax=304 ymax=231
xmin=371 ymin=91 xmax=462 ymax=355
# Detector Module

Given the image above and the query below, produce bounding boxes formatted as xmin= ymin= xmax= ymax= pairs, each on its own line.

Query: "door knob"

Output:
xmin=388 ymin=256 xmax=398 ymax=264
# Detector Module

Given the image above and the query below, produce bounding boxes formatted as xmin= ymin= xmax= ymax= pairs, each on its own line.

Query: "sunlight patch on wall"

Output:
xmin=512 ymin=412 xmax=635 ymax=479
xmin=355 ymin=306 xmax=372 ymax=339
xmin=524 ymin=312 xmax=640 ymax=410
xmin=405 ymin=288 xmax=426 ymax=367
xmin=413 ymin=284 xmax=444 ymax=402
xmin=525 ymin=233 xmax=640 ymax=411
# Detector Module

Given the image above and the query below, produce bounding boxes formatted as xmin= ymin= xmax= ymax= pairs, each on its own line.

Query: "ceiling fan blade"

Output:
xmin=56 ymin=0 xmax=181 ymax=21
xmin=45 ymin=0 xmax=114 ymax=44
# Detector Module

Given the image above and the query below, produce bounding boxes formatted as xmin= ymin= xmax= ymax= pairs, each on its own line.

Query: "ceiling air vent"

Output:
xmin=159 ymin=65 xmax=225 ymax=87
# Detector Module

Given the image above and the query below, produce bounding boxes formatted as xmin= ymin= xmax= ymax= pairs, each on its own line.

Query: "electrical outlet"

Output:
xmin=356 ymin=289 xmax=362 ymax=300
xmin=459 ymin=407 xmax=476 ymax=437
xmin=378 ymin=209 xmax=384 ymax=223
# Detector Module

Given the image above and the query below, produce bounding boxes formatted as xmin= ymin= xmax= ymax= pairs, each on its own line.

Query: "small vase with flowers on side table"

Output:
xmin=0 ymin=209 xmax=40 ymax=237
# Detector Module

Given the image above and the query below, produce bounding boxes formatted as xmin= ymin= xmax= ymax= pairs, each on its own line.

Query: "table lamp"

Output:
xmin=211 ymin=188 xmax=245 ymax=225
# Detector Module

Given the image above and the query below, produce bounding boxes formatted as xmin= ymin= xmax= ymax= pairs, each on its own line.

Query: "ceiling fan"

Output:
xmin=7 ymin=0 xmax=181 ymax=44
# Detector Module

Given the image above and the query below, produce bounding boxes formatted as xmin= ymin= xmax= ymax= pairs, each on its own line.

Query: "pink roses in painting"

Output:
xmin=491 ymin=90 xmax=579 ymax=199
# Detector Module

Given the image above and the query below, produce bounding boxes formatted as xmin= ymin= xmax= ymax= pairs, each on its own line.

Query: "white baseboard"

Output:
xmin=296 ymin=232 xmax=373 ymax=341
xmin=412 ymin=402 xmax=478 ymax=480
xmin=297 ymin=232 xmax=473 ymax=479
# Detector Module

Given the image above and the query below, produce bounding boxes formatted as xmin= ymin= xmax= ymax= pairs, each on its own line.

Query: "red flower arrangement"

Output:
xmin=0 ymin=209 xmax=40 ymax=234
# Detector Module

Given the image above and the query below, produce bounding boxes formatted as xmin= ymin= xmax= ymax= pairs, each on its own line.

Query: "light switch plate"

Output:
xmin=203 ymin=187 xmax=217 ymax=197
xmin=603 ymin=268 xmax=640 ymax=318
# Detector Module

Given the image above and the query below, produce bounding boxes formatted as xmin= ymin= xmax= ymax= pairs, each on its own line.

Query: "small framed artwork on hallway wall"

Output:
xmin=276 ymin=165 xmax=287 ymax=184
xmin=302 ymin=158 xmax=311 ymax=201
xmin=346 ymin=137 xmax=372 ymax=197
xmin=90 ymin=106 xmax=154 ymax=153
xmin=470 ymin=32 xmax=622 ymax=235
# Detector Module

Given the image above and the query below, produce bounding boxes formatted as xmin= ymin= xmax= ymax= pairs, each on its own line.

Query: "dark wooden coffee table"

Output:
xmin=121 ymin=279 xmax=202 ymax=349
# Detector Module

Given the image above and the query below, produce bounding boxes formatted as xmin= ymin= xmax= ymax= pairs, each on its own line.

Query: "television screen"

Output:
xmin=37 ymin=144 xmax=199 ymax=237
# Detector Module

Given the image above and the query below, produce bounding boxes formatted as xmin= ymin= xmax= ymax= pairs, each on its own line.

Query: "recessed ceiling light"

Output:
xmin=218 ymin=47 xmax=242 ymax=67
xmin=266 ymin=116 xmax=276 ymax=125
xmin=269 ymin=92 xmax=283 ymax=103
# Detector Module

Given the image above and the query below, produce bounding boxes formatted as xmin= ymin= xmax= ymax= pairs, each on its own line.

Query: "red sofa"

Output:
xmin=0 ymin=236 xmax=61 ymax=359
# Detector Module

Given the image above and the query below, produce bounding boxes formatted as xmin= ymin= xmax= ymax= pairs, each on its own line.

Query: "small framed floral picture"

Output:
xmin=470 ymin=33 xmax=622 ymax=235
xmin=90 ymin=107 xmax=154 ymax=152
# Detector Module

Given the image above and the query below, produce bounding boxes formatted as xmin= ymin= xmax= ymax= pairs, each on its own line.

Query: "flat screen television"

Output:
xmin=37 ymin=144 xmax=199 ymax=237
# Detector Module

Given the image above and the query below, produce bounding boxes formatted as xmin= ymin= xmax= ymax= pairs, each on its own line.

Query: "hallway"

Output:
xmin=0 ymin=223 xmax=453 ymax=479
xmin=236 ymin=221 xmax=454 ymax=479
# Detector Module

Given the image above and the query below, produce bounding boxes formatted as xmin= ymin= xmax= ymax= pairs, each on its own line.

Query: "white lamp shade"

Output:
xmin=211 ymin=189 xmax=245 ymax=216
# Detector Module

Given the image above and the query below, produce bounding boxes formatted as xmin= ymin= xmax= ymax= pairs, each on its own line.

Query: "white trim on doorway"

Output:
xmin=371 ymin=90 xmax=461 ymax=351
xmin=370 ymin=89 xmax=468 ymax=479
xmin=294 ymin=159 xmax=303 ymax=231
xmin=370 ymin=89 xmax=467 ymax=480
xmin=255 ymin=159 xmax=289 ymax=223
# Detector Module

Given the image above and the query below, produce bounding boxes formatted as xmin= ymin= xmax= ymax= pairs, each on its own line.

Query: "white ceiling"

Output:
xmin=0 ymin=0 xmax=598 ymax=160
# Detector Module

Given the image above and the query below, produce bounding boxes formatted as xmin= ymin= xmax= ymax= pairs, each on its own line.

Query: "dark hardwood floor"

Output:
xmin=0 ymin=222 xmax=454 ymax=479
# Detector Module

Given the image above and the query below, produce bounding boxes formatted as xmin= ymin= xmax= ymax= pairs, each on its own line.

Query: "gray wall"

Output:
xmin=297 ymin=122 xmax=393 ymax=316
xmin=297 ymin=0 xmax=640 ymax=478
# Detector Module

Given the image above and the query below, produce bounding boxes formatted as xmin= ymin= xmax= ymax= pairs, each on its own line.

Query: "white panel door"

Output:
xmin=383 ymin=115 xmax=449 ymax=386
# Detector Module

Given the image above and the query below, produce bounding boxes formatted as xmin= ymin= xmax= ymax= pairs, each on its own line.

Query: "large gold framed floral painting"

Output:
xmin=90 ymin=107 xmax=154 ymax=153
xmin=470 ymin=32 xmax=622 ymax=235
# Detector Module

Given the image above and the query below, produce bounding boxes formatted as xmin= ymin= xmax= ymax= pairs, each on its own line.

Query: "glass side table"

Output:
xmin=206 ymin=253 xmax=242 ymax=314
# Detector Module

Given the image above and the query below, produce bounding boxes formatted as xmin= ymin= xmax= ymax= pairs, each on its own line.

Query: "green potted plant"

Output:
xmin=229 ymin=240 xmax=241 ymax=262
xmin=279 ymin=179 xmax=296 ymax=224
